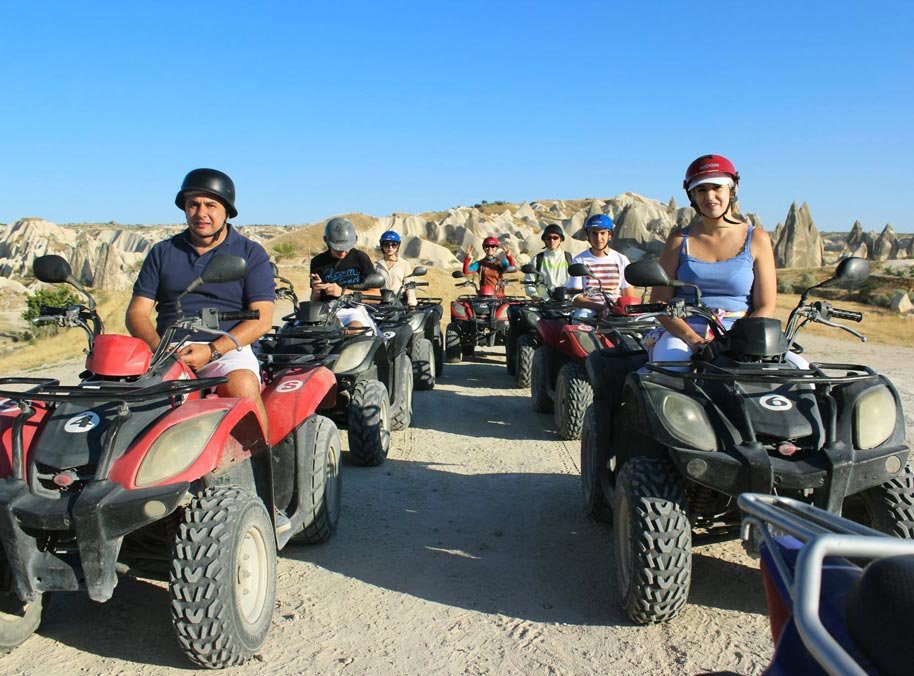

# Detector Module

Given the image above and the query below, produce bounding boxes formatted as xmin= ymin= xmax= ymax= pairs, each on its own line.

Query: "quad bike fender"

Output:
xmin=535 ymin=317 xmax=566 ymax=347
xmin=450 ymin=300 xmax=473 ymax=320
xmin=263 ymin=366 xmax=337 ymax=446
xmin=107 ymin=397 xmax=264 ymax=490
xmin=0 ymin=401 xmax=52 ymax=478
xmin=379 ymin=324 xmax=412 ymax=356
xmin=558 ymin=323 xmax=604 ymax=359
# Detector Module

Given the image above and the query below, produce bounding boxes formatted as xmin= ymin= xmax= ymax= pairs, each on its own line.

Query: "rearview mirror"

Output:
xmin=520 ymin=263 xmax=536 ymax=275
xmin=568 ymin=263 xmax=590 ymax=278
xmin=33 ymin=255 xmax=74 ymax=284
xmin=410 ymin=266 xmax=428 ymax=277
xmin=624 ymin=260 xmax=678 ymax=288
xmin=201 ymin=255 xmax=247 ymax=284
xmin=831 ymin=256 xmax=871 ymax=288
xmin=452 ymin=270 xmax=465 ymax=279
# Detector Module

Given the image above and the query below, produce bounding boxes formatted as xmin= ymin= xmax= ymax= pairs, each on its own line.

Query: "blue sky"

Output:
xmin=2 ymin=1 xmax=913 ymax=233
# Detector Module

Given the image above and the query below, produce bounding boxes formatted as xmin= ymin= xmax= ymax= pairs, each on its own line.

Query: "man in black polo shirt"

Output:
xmin=310 ymin=217 xmax=376 ymax=332
xmin=125 ymin=168 xmax=275 ymax=428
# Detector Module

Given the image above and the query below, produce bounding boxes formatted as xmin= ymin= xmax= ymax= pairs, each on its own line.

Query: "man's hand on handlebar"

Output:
xmin=178 ymin=343 xmax=214 ymax=371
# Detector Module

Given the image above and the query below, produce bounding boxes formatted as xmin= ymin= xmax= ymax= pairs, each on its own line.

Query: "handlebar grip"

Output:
xmin=625 ymin=303 xmax=667 ymax=314
xmin=413 ymin=281 xmax=429 ymax=287
xmin=829 ymin=308 xmax=863 ymax=322
xmin=220 ymin=310 xmax=261 ymax=321
xmin=39 ymin=305 xmax=68 ymax=316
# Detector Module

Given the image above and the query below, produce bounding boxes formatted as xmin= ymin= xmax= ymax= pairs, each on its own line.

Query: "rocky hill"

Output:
xmin=2 ymin=195 xmax=912 ymax=299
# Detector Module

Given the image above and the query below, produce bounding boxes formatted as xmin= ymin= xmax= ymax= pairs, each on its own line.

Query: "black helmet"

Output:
xmin=541 ymin=223 xmax=565 ymax=242
xmin=324 ymin=217 xmax=357 ymax=252
xmin=175 ymin=168 xmax=238 ymax=218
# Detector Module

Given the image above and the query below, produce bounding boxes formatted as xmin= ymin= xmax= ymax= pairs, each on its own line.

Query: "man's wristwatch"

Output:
xmin=208 ymin=343 xmax=222 ymax=363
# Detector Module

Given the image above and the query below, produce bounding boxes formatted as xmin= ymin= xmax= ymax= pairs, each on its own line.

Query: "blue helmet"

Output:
xmin=584 ymin=214 xmax=614 ymax=232
xmin=380 ymin=230 xmax=402 ymax=245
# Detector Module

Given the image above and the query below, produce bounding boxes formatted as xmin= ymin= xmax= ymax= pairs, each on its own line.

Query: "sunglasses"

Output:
xmin=544 ymin=235 xmax=561 ymax=241
xmin=381 ymin=242 xmax=399 ymax=248
xmin=483 ymin=245 xmax=498 ymax=249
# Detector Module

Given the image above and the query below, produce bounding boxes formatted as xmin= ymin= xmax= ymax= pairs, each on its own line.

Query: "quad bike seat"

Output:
xmin=846 ymin=554 xmax=914 ymax=676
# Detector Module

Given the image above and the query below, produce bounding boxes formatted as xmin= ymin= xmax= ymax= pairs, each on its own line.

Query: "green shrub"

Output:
xmin=21 ymin=287 xmax=82 ymax=323
xmin=272 ymin=242 xmax=297 ymax=261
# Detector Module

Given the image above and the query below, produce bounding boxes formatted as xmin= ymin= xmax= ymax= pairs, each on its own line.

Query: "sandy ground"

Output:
xmin=2 ymin=332 xmax=913 ymax=676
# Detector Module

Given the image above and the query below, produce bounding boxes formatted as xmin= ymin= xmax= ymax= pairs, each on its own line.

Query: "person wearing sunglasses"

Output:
xmin=462 ymin=236 xmax=516 ymax=296
xmin=374 ymin=230 xmax=417 ymax=307
xmin=524 ymin=223 xmax=572 ymax=298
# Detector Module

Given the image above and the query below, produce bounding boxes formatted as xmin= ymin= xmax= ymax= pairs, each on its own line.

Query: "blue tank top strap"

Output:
xmin=679 ymin=226 xmax=690 ymax=257
xmin=740 ymin=224 xmax=755 ymax=260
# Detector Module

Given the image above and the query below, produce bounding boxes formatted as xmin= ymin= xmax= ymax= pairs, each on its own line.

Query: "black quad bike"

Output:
xmin=445 ymin=269 xmax=522 ymax=363
xmin=369 ymin=266 xmax=439 ymax=391
xmin=0 ymin=255 xmax=341 ymax=667
xmin=504 ymin=263 xmax=574 ymax=389
xmin=582 ymin=256 xmax=914 ymax=625
xmin=262 ymin=267 xmax=411 ymax=466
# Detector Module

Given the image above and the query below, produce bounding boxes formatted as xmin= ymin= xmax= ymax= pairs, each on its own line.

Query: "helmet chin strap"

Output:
xmin=691 ymin=191 xmax=742 ymax=225
xmin=196 ymin=220 xmax=228 ymax=244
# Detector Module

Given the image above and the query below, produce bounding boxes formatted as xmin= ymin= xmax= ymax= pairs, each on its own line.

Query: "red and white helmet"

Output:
xmin=482 ymin=236 xmax=499 ymax=248
xmin=683 ymin=154 xmax=740 ymax=192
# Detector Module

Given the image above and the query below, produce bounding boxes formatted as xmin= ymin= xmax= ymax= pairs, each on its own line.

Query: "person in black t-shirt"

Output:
xmin=310 ymin=217 xmax=376 ymax=332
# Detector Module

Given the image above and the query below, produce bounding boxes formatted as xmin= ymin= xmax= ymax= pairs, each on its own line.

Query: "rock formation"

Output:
xmin=890 ymin=291 xmax=912 ymax=314
xmin=773 ymin=202 xmax=824 ymax=268
xmin=870 ymin=224 xmax=899 ymax=262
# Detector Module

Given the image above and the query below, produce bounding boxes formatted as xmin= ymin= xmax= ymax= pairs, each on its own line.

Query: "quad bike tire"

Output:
xmin=461 ymin=341 xmax=476 ymax=357
xmin=390 ymin=353 xmax=414 ymax=431
xmin=412 ymin=337 xmax=436 ymax=391
xmin=445 ymin=325 xmax=462 ymax=364
xmin=505 ymin=326 xmax=518 ymax=376
xmin=433 ymin=332 xmax=445 ymax=377
xmin=347 ymin=379 xmax=391 ymax=466
xmin=614 ymin=456 xmax=691 ymax=625
xmin=514 ymin=334 xmax=535 ymax=389
xmin=554 ymin=361 xmax=592 ymax=440
xmin=0 ymin=557 xmax=45 ymax=655
xmin=530 ymin=346 xmax=553 ymax=413
xmin=843 ymin=462 xmax=914 ymax=538
xmin=580 ymin=404 xmax=614 ymax=523
xmin=290 ymin=415 xmax=342 ymax=544
xmin=171 ymin=486 xmax=277 ymax=668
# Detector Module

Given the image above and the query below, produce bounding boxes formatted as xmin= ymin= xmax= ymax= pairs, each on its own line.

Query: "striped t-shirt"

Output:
xmin=566 ymin=249 xmax=631 ymax=303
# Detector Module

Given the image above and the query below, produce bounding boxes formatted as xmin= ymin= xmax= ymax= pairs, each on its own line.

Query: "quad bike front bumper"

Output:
xmin=668 ymin=441 xmax=910 ymax=513
xmin=0 ymin=477 xmax=189 ymax=603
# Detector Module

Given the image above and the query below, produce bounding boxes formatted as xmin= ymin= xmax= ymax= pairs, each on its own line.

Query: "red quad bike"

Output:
xmin=0 ymin=254 xmax=342 ymax=668
xmin=740 ymin=492 xmax=914 ymax=676
xmin=445 ymin=269 xmax=522 ymax=363
xmin=504 ymin=263 xmax=574 ymax=389
xmin=530 ymin=262 xmax=656 ymax=440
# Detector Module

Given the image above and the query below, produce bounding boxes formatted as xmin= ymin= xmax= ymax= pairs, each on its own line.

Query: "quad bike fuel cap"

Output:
xmin=324 ymin=217 xmax=358 ymax=251
xmin=175 ymin=168 xmax=238 ymax=218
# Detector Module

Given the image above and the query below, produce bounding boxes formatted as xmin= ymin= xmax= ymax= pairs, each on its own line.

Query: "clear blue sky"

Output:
xmin=2 ymin=1 xmax=913 ymax=233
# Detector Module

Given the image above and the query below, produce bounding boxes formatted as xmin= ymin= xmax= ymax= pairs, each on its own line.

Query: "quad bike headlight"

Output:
xmin=648 ymin=388 xmax=717 ymax=452
xmin=854 ymin=386 xmax=896 ymax=449
xmin=135 ymin=411 xmax=226 ymax=487
xmin=333 ymin=340 xmax=373 ymax=373
xmin=451 ymin=302 xmax=469 ymax=319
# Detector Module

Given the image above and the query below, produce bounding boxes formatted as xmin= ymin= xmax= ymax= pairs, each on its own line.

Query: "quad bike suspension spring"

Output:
xmin=688 ymin=484 xmax=719 ymax=518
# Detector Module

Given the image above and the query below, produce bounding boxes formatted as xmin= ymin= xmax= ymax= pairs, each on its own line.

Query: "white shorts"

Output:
xmin=336 ymin=307 xmax=378 ymax=335
xmin=181 ymin=342 xmax=262 ymax=383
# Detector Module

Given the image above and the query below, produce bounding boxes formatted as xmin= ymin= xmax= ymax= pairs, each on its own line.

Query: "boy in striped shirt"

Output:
xmin=567 ymin=214 xmax=638 ymax=310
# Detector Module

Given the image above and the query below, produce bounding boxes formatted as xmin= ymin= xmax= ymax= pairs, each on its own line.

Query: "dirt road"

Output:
xmin=4 ymin=335 xmax=913 ymax=675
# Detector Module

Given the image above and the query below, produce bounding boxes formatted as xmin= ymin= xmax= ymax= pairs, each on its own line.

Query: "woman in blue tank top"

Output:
xmin=648 ymin=154 xmax=777 ymax=362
